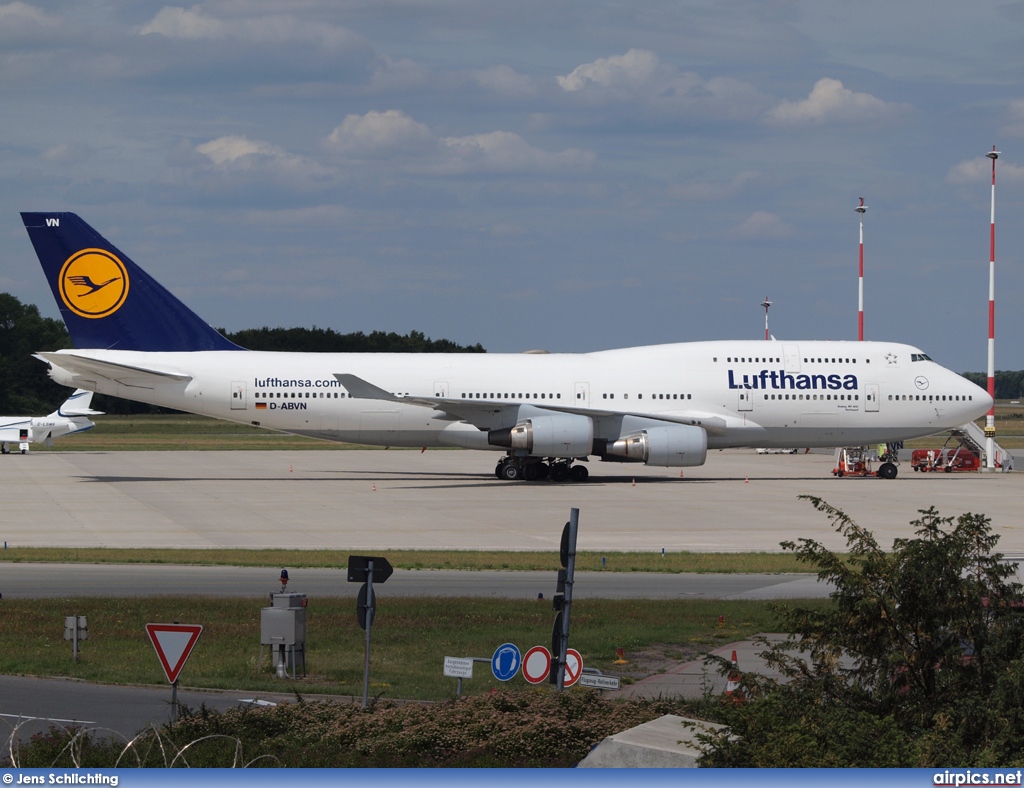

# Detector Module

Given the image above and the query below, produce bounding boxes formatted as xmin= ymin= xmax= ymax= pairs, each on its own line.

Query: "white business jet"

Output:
xmin=0 ymin=388 xmax=101 ymax=454
xmin=21 ymin=212 xmax=990 ymax=481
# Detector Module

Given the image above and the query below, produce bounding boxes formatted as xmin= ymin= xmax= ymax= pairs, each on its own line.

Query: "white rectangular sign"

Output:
xmin=579 ymin=674 xmax=620 ymax=690
xmin=444 ymin=656 xmax=474 ymax=678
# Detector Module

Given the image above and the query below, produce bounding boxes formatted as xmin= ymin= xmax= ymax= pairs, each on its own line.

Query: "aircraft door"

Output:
xmin=230 ymin=381 xmax=247 ymax=410
xmin=783 ymin=344 xmax=801 ymax=373
xmin=574 ymin=382 xmax=590 ymax=405
xmin=865 ymin=383 xmax=879 ymax=413
xmin=433 ymin=381 xmax=448 ymax=397
xmin=738 ymin=390 xmax=753 ymax=412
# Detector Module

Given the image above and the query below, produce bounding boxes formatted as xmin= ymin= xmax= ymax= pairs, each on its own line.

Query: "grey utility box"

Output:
xmin=260 ymin=593 xmax=307 ymax=678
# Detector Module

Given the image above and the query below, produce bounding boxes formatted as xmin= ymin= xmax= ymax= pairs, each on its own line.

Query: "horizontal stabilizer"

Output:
xmin=35 ymin=352 xmax=193 ymax=388
xmin=57 ymin=388 xmax=104 ymax=417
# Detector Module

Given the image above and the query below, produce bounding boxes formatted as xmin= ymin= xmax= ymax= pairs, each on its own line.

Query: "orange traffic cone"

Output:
xmin=679 ymin=469 xmax=684 ymax=478
xmin=372 ymin=483 xmax=376 ymax=492
xmin=724 ymin=649 xmax=745 ymax=703
xmin=744 ymin=476 xmax=749 ymax=484
xmin=632 ymin=478 xmax=636 ymax=487
xmin=614 ymin=648 xmax=628 ymax=665
xmin=289 ymin=465 xmax=293 ymax=473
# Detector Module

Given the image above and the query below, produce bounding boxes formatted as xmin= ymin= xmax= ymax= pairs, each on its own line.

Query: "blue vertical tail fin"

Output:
xmin=21 ymin=212 xmax=243 ymax=351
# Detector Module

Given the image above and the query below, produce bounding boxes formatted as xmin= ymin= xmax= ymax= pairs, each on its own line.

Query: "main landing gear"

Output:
xmin=494 ymin=455 xmax=589 ymax=483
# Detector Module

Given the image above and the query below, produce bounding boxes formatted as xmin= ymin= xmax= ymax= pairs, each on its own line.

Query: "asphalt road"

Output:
xmin=0 ymin=563 xmax=831 ymax=600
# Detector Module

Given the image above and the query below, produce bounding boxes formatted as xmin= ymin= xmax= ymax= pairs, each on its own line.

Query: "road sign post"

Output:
xmin=63 ymin=615 xmax=87 ymax=663
xmin=348 ymin=555 xmax=393 ymax=708
xmin=550 ymin=508 xmax=579 ymax=690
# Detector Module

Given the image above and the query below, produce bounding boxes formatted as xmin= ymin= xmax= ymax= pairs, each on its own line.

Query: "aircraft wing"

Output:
xmin=334 ymin=373 xmax=728 ymax=435
xmin=35 ymin=352 xmax=193 ymax=389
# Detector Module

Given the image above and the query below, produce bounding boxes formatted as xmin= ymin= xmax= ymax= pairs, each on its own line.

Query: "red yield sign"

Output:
xmin=563 ymin=648 xmax=583 ymax=687
xmin=146 ymin=623 xmax=203 ymax=684
xmin=522 ymin=645 xmax=551 ymax=684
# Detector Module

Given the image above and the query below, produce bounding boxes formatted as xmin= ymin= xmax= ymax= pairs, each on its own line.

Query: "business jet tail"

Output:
xmin=21 ymin=212 xmax=242 ymax=352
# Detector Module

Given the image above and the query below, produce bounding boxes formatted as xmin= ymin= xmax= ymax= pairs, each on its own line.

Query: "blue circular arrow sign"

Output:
xmin=491 ymin=642 xmax=522 ymax=681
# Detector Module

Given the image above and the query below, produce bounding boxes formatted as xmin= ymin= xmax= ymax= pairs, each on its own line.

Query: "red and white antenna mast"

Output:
xmin=855 ymin=198 xmax=867 ymax=340
xmin=985 ymin=147 xmax=999 ymax=470
xmin=761 ymin=296 xmax=772 ymax=340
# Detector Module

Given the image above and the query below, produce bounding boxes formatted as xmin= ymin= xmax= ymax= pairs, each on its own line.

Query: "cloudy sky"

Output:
xmin=2 ymin=1 xmax=1023 ymax=373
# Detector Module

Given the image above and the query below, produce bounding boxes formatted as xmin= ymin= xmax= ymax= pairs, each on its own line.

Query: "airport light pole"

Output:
xmin=985 ymin=147 xmax=999 ymax=470
xmin=761 ymin=297 xmax=771 ymax=341
xmin=855 ymin=198 xmax=867 ymax=341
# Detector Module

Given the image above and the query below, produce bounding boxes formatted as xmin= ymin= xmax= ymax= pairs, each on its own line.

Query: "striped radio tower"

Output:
xmin=985 ymin=147 xmax=999 ymax=470
xmin=855 ymin=198 xmax=867 ymax=340
xmin=761 ymin=296 xmax=772 ymax=340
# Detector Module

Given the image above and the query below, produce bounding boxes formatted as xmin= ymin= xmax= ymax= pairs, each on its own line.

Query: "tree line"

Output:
xmin=0 ymin=293 xmax=485 ymax=415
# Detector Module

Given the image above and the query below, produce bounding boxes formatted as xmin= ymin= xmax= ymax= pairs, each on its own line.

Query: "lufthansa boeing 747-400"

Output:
xmin=21 ymin=212 xmax=991 ymax=481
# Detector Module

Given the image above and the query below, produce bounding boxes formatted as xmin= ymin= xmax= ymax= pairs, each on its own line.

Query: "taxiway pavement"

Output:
xmin=0 ymin=448 xmax=1019 ymax=554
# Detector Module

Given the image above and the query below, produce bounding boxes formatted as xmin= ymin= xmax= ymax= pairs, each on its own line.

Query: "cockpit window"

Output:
xmin=911 ymin=353 xmax=932 ymax=362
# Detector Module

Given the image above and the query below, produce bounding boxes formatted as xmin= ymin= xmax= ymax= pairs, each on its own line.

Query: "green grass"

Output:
xmin=0 ymin=596 xmax=807 ymax=701
xmin=0 ymin=547 xmax=815 ymax=574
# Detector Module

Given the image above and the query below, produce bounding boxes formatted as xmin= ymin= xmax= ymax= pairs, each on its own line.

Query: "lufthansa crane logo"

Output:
xmin=59 ymin=249 xmax=129 ymax=319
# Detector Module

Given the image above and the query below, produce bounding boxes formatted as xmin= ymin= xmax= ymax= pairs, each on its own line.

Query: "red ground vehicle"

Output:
xmin=911 ymin=448 xmax=981 ymax=472
xmin=832 ymin=447 xmax=899 ymax=479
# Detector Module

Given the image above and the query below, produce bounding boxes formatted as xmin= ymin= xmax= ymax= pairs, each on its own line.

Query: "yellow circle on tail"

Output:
xmin=59 ymin=249 xmax=130 ymax=319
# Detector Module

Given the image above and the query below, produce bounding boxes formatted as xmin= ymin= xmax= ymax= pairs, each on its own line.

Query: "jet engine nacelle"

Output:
xmin=604 ymin=425 xmax=707 ymax=467
xmin=488 ymin=414 xmax=594 ymax=457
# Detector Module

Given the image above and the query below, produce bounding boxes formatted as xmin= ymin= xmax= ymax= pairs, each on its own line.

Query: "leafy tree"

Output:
xmin=697 ymin=497 xmax=1024 ymax=766
xmin=962 ymin=370 xmax=1024 ymax=400
xmin=0 ymin=293 xmax=72 ymax=413
xmin=223 ymin=326 xmax=485 ymax=354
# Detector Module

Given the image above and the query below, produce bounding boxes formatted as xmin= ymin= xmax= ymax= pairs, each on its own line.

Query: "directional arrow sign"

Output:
xmin=146 ymin=623 xmax=203 ymax=684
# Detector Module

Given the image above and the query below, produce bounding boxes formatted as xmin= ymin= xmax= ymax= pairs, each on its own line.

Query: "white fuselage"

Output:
xmin=42 ymin=339 xmax=990 ymax=458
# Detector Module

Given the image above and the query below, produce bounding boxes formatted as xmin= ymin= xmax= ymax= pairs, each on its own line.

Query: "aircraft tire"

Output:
xmin=501 ymin=463 xmax=521 ymax=481
xmin=523 ymin=463 xmax=540 ymax=481
xmin=495 ymin=462 xmax=505 ymax=479
xmin=569 ymin=464 xmax=589 ymax=482
xmin=550 ymin=463 xmax=570 ymax=482
xmin=878 ymin=462 xmax=898 ymax=480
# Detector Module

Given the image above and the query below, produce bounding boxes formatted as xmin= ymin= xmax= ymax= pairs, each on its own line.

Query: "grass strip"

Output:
xmin=0 ymin=596 xmax=822 ymax=701
xmin=0 ymin=547 xmax=815 ymax=574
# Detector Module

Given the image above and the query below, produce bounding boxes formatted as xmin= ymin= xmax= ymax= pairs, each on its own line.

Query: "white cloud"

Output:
xmin=765 ymin=78 xmax=911 ymax=126
xmin=0 ymin=1 xmax=56 ymax=40
xmin=196 ymin=136 xmax=284 ymax=166
xmin=325 ymin=110 xmax=594 ymax=174
xmin=556 ymin=49 xmax=767 ymax=120
xmin=194 ymin=136 xmax=328 ymax=180
xmin=325 ymin=110 xmax=434 ymax=157
xmin=558 ymin=49 xmax=660 ymax=94
xmin=41 ymin=142 xmax=92 ymax=165
xmin=138 ymin=5 xmax=359 ymax=49
xmin=946 ymin=155 xmax=1024 ymax=185
xmin=139 ymin=6 xmax=225 ymax=39
xmin=733 ymin=211 xmax=793 ymax=239
xmin=439 ymin=131 xmax=594 ymax=174
xmin=472 ymin=65 xmax=537 ymax=98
